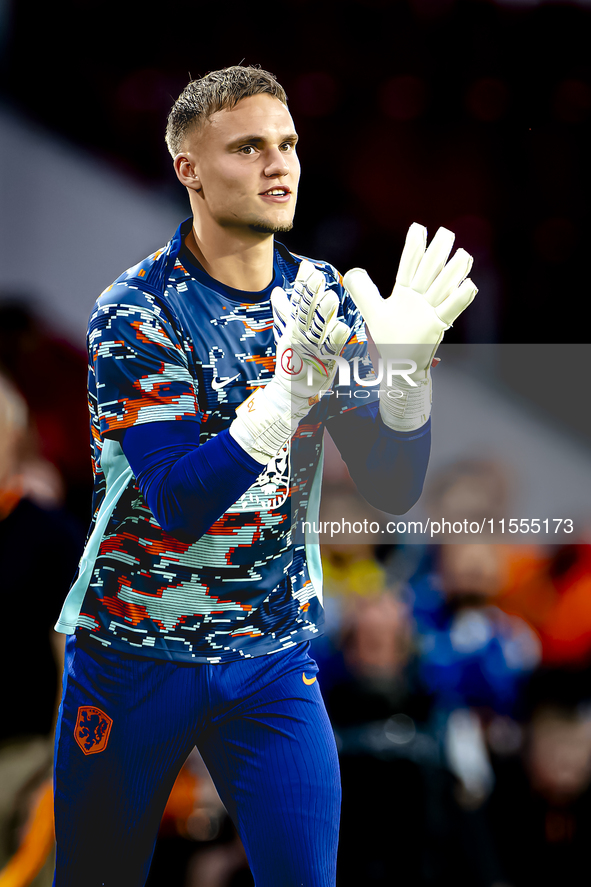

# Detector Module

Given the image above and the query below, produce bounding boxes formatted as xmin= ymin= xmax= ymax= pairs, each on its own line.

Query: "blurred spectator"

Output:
xmin=0 ymin=373 xmax=84 ymax=743
xmin=0 ymin=299 xmax=92 ymax=524
xmin=408 ymin=540 xmax=541 ymax=851
xmin=412 ymin=544 xmax=541 ymax=719
xmin=0 ymin=372 xmax=84 ymax=885
xmin=400 ymin=455 xmax=516 ymax=599
xmin=486 ymin=669 xmax=591 ymax=887
xmin=405 ymin=459 xmax=541 ymax=723
xmin=322 ymin=590 xmax=430 ymax=730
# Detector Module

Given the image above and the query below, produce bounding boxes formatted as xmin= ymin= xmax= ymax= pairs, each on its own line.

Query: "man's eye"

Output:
xmin=280 ymin=143 xmax=294 ymax=152
xmin=240 ymin=146 xmax=255 ymax=155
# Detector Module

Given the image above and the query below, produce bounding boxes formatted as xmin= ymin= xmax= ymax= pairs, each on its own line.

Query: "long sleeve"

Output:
xmin=121 ymin=421 xmax=262 ymax=540
xmin=326 ymin=401 xmax=431 ymax=514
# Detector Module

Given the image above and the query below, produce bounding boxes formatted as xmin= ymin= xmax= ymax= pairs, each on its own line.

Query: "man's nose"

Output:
xmin=264 ymin=148 xmax=290 ymax=178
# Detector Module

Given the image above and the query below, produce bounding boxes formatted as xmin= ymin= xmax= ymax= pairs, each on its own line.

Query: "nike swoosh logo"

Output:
xmin=302 ymin=673 xmax=317 ymax=685
xmin=211 ymin=373 xmax=240 ymax=391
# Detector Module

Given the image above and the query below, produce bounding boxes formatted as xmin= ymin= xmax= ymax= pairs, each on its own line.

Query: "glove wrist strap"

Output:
xmin=229 ymin=380 xmax=310 ymax=464
xmin=379 ymin=376 xmax=431 ymax=433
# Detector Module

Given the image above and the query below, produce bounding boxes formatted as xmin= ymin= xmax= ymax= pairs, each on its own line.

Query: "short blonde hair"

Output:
xmin=165 ymin=65 xmax=288 ymax=157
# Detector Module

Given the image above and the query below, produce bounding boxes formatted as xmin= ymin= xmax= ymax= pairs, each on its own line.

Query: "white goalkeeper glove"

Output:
xmin=230 ymin=260 xmax=351 ymax=463
xmin=343 ymin=224 xmax=477 ymax=432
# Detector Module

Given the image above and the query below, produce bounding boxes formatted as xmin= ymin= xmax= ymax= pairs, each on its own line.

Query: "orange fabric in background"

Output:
xmin=0 ymin=780 xmax=54 ymax=887
xmin=496 ymin=545 xmax=591 ymax=668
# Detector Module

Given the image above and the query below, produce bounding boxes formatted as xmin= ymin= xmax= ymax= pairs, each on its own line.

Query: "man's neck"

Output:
xmin=184 ymin=225 xmax=275 ymax=293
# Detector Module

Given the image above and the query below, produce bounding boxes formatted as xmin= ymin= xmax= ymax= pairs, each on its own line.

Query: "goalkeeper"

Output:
xmin=52 ymin=65 xmax=477 ymax=887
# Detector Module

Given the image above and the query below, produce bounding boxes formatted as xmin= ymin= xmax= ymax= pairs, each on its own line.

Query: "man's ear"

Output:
xmin=174 ymin=153 xmax=201 ymax=191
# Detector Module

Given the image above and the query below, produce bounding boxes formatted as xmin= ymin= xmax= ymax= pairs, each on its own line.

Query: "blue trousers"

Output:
xmin=53 ymin=635 xmax=341 ymax=887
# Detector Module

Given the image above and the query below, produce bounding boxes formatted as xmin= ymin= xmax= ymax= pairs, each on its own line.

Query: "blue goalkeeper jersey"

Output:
xmin=55 ymin=218 xmax=375 ymax=663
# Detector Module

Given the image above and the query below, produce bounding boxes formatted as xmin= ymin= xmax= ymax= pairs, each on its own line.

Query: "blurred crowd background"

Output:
xmin=1 ymin=0 xmax=591 ymax=884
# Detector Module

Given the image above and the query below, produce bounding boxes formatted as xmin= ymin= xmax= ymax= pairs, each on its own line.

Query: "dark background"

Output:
xmin=1 ymin=0 xmax=590 ymax=346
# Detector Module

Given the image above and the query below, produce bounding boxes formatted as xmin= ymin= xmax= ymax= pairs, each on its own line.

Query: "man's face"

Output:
xmin=185 ymin=94 xmax=300 ymax=235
